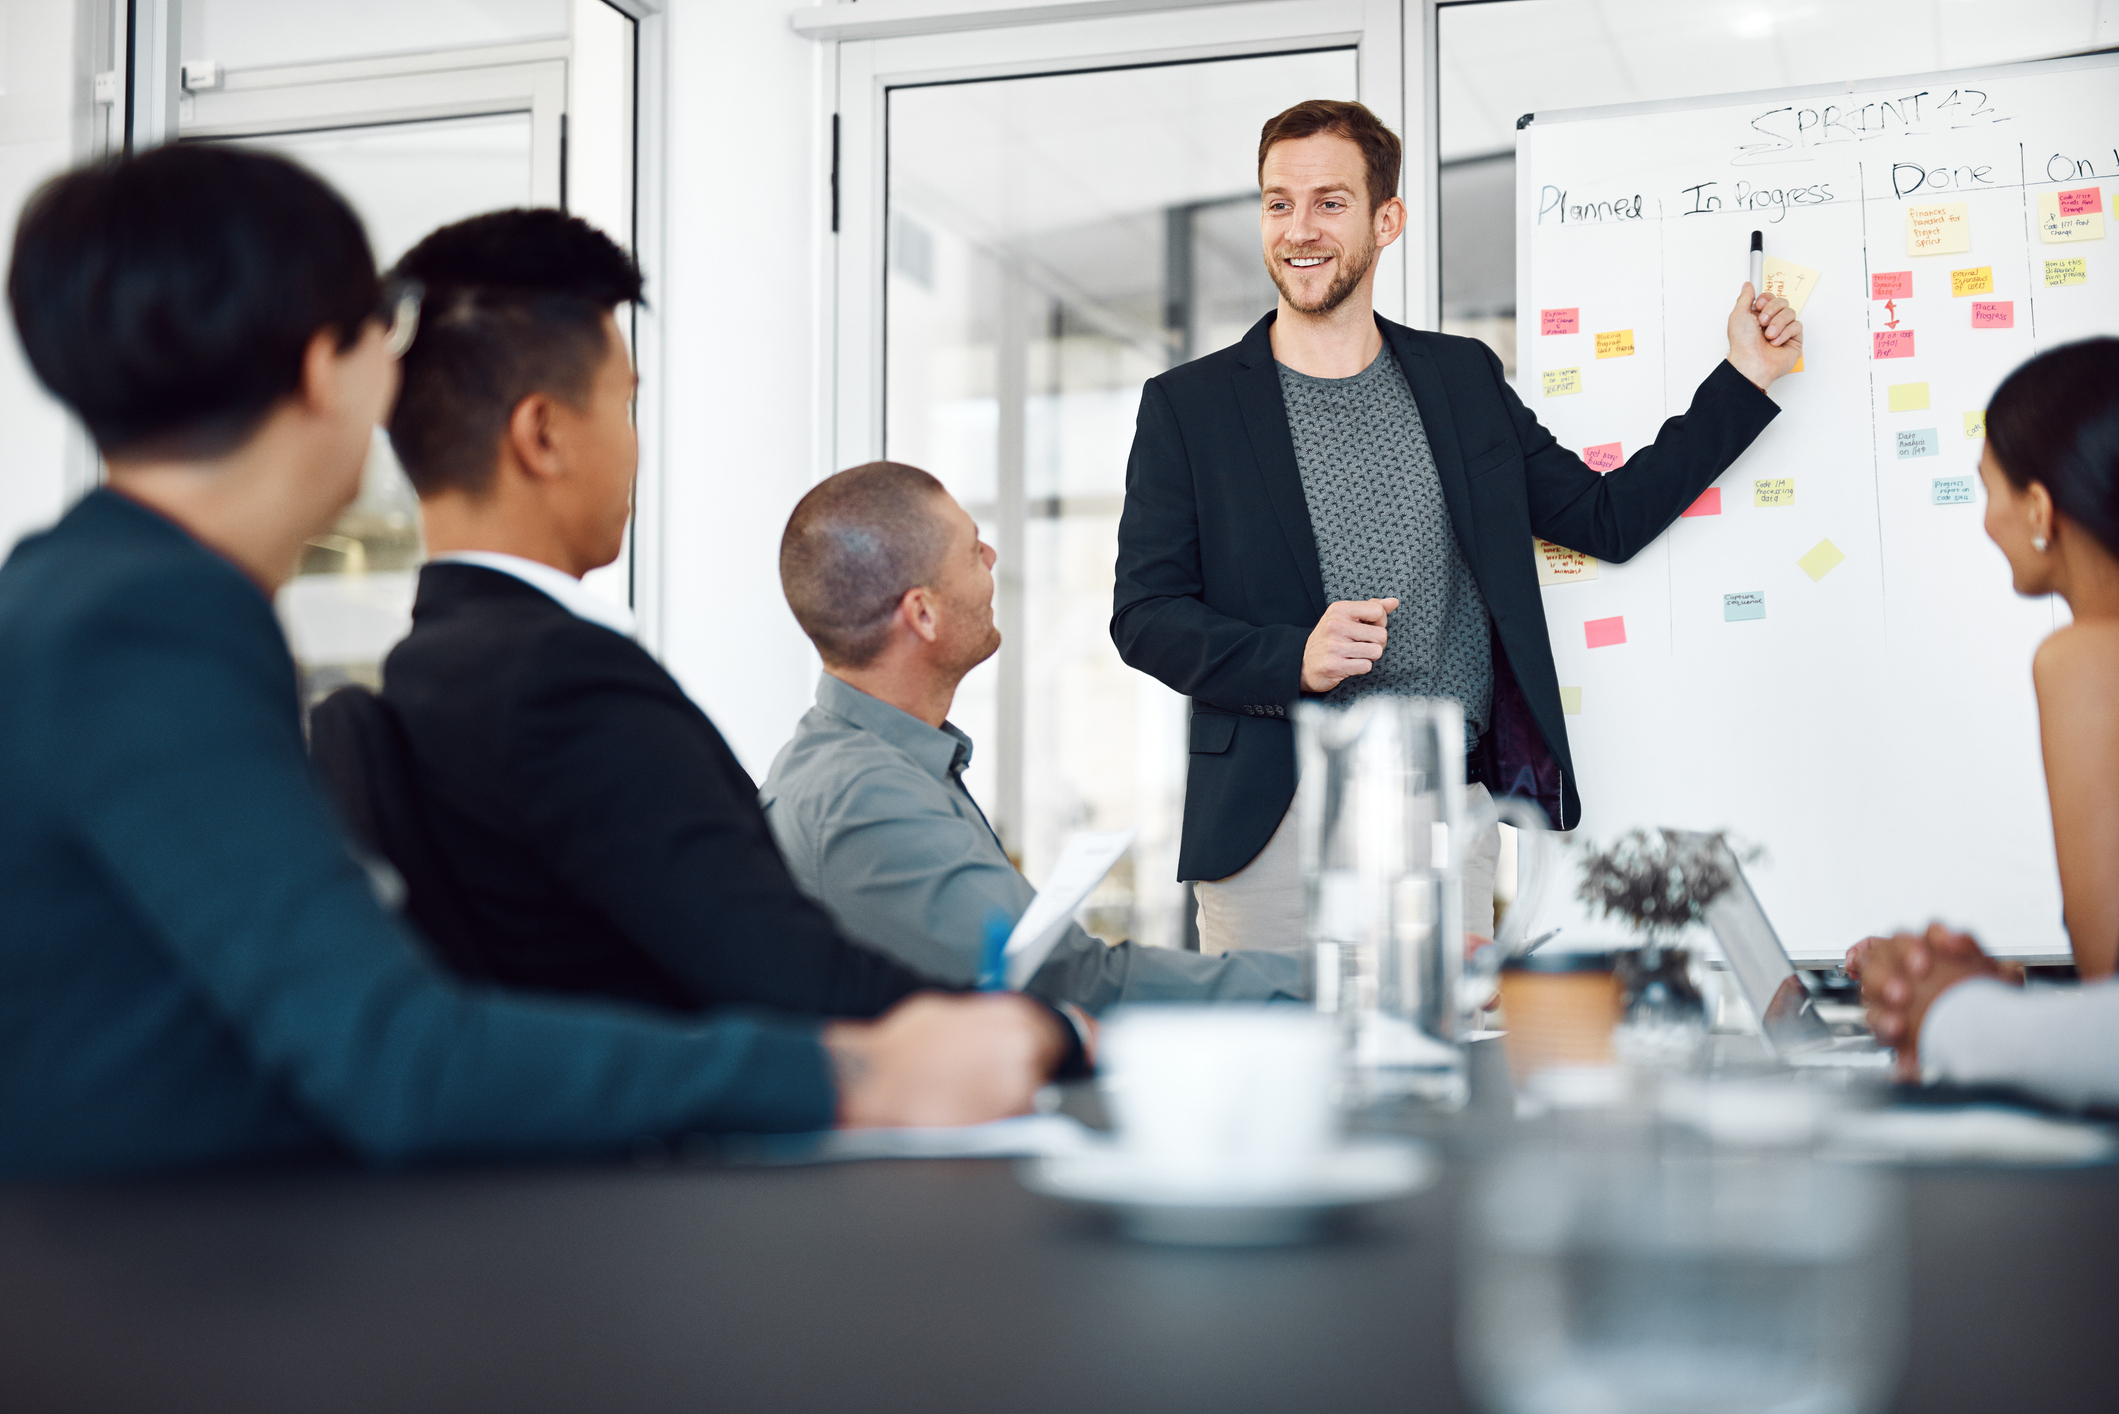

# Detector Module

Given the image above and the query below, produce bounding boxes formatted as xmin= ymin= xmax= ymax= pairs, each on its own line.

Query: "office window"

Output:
xmin=1437 ymin=0 xmax=2117 ymax=378
xmin=883 ymin=49 xmax=1360 ymax=949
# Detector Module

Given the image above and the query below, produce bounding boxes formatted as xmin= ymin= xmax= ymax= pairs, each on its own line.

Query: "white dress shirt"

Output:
xmin=1923 ymin=976 xmax=2119 ymax=1109
xmin=427 ymin=551 xmax=635 ymax=639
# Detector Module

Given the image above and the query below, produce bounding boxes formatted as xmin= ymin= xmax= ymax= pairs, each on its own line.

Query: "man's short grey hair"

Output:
xmin=780 ymin=461 xmax=952 ymax=668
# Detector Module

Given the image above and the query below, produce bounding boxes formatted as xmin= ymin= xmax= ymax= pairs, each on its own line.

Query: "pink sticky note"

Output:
xmin=1541 ymin=308 xmax=1579 ymax=335
xmin=1584 ymin=615 xmax=1627 ymax=649
xmin=1872 ymin=271 xmax=1913 ymax=299
xmin=1874 ymin=330 xmax=1916 ymax=359
xmin=1681 ymin=487 xmax=1723 ymax=518
xmin=1971 ymin=301 xmax=2015 ymax=329
xmin=1582 ymin=442 xmax=1623 ymax=473
xmin=2058 ymin=186 xmax=2102 ymax=216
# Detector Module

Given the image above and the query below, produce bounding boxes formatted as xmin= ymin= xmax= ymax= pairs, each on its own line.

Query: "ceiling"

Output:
xmin=1440 ymin=0 xmax=2119 ymax=161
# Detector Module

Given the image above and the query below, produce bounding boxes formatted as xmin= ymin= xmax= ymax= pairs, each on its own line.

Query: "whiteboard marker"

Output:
xmin=1749 ymin=230 xmax=1764 ymax=297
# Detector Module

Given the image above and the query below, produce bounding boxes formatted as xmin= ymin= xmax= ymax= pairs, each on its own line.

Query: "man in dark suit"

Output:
xmin=372 ymin=211 xmax=1103 ymax=1030
xmin=0 ymin=147 xmax=1063 ymax=1179
xmin=1111 ymin=99 xmax=1803 ymax=956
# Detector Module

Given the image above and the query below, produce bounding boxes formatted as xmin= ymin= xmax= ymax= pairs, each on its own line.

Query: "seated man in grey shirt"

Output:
xmin=762 ymin=462 xmax=1302 ymax=1012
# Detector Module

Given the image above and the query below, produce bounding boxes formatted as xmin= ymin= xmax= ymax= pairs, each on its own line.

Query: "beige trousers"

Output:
xmin=1195 ymin=783 xmax=1500 ymax=956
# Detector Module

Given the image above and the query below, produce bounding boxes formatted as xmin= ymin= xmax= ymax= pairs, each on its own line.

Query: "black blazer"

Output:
xmin=1112 ymin=312 xmax=1779 ymax=882
xmin=379 ymin=564 xmax=945 ymax=1019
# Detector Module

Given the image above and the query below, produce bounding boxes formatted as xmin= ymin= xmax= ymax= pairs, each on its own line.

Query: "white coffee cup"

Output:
xmin=1098 ymin=1005 xmax=1340 ymax=1194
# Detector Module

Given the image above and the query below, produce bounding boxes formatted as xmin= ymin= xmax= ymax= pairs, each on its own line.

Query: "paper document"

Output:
xmin=1006 ymin=827 xmax=1136 ymax=988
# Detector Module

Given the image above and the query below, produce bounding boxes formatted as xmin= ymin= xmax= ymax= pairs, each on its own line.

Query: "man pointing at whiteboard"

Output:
xmin=1111 ymin=99 xmax=1802 ymax=956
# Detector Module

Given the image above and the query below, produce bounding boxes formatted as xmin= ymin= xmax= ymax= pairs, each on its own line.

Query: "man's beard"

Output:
xmin=1268 ymin=233 xmax=1376 ymax=316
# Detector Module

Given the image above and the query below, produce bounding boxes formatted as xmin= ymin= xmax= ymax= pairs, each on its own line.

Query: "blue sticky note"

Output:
xmin=1932 ymin=476 xmax=1976 ymax=505
xmin=1723 ymin=591 xmax=1766 ymax=622
xmin=1896 ymin=427 xmax=1940 ymax=459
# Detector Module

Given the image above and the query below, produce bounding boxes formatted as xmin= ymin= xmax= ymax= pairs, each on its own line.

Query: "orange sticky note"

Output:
xmin=1584 ymin=615 xmax=1627 ymax=649
xmin=1582 ymin=442 xmax=1623 ymax=473
xmin=1681 ymin=488 xmax=1722 ymax=518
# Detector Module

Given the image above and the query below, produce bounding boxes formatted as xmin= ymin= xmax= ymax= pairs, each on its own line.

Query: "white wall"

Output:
xmin=654 ymin=0 xmax=826 ymax=777
xmin=0 ymin=0 xmax=90 ymax=557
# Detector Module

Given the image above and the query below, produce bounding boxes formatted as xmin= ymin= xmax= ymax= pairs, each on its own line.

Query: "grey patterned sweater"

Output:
xmin=1277 ymin=351 xmax=1493 ymax=740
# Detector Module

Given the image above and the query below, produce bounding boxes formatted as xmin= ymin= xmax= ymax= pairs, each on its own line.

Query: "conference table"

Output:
xmin=3 ymin=1061 xmax=2115 ymax=1413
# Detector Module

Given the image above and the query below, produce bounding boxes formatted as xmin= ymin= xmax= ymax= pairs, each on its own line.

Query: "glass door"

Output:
xmin=836 ymin=4 xmax=1404 ymax=952
xmin=176 ymin=15 xmax=635 ymax=702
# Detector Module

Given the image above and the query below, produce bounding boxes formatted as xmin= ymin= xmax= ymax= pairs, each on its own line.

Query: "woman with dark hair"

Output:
xmin=1852 ymin=337 xmax=2119 ymax=1106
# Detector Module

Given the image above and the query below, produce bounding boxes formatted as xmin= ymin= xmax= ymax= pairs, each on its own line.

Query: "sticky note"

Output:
xmin=2039 ymin=190 xmax=2104 ymax=243
xmin=1594 ymin=330 xmax=1634 ymax=359
xmin=1896 ymin=428 xmax=1940 ymax=459
xmin=1543 ymin=367 xmax=1581 ymax=396
xmin=1964 ymin=411 xmax=1985 ymax=438
xmin=2046 ymin=257 xmax=2087 ymax=286
xmin=1888 ymin=382 xmax=1930 ymax=412
xmin=1760 ymin=255 xmax=1821 ymax=314
xmin=1540 ymin=308 xmax=1579 ymax=335
xmin=1558 ymin=686 xmax=1582 ymax=715
xmin=1971 ymin=301 xmax=2014 ymax=329
xmin=1582 ymin=442 xmax=1623 ymax=473
xmin=1723 ymin=591 xmax=1766 ymax=622
xmin=1797 ymin=539 xmax=1845 ymax=582
xmin=1584 ymin=615 xmax=1627 ymax=649
xmin=1534 ymin=538 xmax=1598 ymax=586
xmin=1906 ymin=202 xmax=1969 ymax=256
xmin=1950 ymin=266 xmax=1993 ymax=297
xmin=1682 ymin=487 xmax=1722 ymax=518
xmin=1792 ymin=354 xmax=1805 ymax=372
xmin=1874 ymin=330 xmax=1916 ymax=359
xmin=1753 ymin=478 xmax=1795 ymax=507
xmin=1932 ymin=476 xmax=1976 ymax=505
xmin=2059 ymin=187 xmax=2102 ymax=216
xmin=1872 ymin=271 xmax=1913 ymax=299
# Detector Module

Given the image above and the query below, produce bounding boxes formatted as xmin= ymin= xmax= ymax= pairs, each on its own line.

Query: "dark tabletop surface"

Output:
xmin=3 ymin=1100 xmax=2117 ymax=1414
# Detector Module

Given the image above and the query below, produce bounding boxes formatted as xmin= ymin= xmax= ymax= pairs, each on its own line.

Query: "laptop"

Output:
xmin=1671 ymin=832 xmax=1885 ymax=1065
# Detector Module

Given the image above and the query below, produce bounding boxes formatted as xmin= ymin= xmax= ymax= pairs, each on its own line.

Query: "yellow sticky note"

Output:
xmin=1760 ymin=255 xmax=1822 ymax=315
xmin=1906 ymin=202 xmax=1970 ymax=256
xmin=1964 ymin=411 xmax=1986 ymax=438
xmin=1754 ymin=478 xmax=1795 ymax=508
xmin=2046 ymin=257 xmax=2088 ymax=286
xmin=1559 ymin=686 xmax=1583 ymax=716
xmin=1543 ymin=366 xmax=1581 ymax=396
xmin=1950 ymin=266 xmax=1993 ymax=297
xmin=2039 ymin=191 xmax=2105 ymax=244
xmin=1888 ymin=382 xmax=1931 ymax=413
xmin=1533 ymin=538 xmax=1598 ymax=586
xmin=1797 ymin=539 xmax=1846 ymax=582
xmin=1594 ymin=330 xmax=1634 ymax=359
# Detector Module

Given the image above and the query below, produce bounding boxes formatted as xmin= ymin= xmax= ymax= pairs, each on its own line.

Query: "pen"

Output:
xmin=1749 ymin=229 xmax=1764 ymax=300
xmin=977 ymin=914 xmax=1011 ymax=992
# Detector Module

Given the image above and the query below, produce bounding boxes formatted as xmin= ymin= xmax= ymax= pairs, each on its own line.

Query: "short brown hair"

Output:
xmin=780 ymin=461 xmax=951 ymax=668
xmin=1257 ymin=99 xmax=1402 ymax=208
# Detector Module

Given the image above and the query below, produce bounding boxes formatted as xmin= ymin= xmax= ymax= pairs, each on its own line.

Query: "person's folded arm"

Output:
xmin=1922 ymin=977 xmax=2119 ymax=1109
xmin=799 ymin=762 xmax=1307 ymax=1011
xmin=1495 ymin=345 xmax=1779 ymax=564
xmin=46 ymin=587 xmax=836 ymax=1162
xmin=506 ymin=627 xmax=942 ymax=1019
xmin=1111 ymin=378 xmax=1308 ymax=711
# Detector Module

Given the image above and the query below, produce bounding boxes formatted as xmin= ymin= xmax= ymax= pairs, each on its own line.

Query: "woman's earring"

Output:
xmin=2032 ymin=534 xmax=2050 ymax=553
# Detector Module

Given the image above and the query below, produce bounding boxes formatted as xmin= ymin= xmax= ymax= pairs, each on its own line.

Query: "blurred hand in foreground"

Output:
xmin=824 ymin=992 xmax=1066 ymax=1129
xmin=1854 ymin=924 xmax=2020 ymax=1081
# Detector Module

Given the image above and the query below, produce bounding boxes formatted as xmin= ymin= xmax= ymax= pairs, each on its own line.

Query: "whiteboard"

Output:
xmin=1514 ymin=52 xmax=2119 ymax=961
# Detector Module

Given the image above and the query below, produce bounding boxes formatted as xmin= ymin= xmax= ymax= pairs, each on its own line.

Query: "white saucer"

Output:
xmin=1018 ymin=1137 xmax=1438 ymax=1246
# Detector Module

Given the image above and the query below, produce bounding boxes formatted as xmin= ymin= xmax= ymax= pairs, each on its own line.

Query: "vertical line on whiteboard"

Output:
xmin=1659 ymin=198 xmax=1672 ymax=656
xmin=1858 ymin=159 xmax=1887 ymax=634
xmin=2019 ymin=144 xmax=2038 ymax=341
